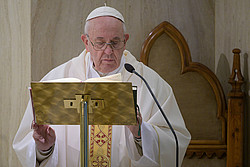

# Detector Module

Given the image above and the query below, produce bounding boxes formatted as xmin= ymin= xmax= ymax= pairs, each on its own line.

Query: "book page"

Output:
xmin=41 ymin=73 xmax=122 ymax=83
xmin=84 ymin=73 xmax=122 ymax=82
xmin=42 ymin=77 xmax=82 ymax=82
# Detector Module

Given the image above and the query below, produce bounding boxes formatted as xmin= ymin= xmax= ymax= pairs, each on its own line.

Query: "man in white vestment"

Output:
xmin=13 ymin=6 xmax=191 ymax=167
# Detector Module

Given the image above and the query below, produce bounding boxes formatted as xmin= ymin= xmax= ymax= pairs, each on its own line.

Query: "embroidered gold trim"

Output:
xmin=90 ymin=125 xmax=112 ymax=167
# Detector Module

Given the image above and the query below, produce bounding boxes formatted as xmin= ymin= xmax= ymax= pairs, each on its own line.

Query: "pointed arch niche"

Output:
xmin=140 ymin=21 xmax=227 ymax=158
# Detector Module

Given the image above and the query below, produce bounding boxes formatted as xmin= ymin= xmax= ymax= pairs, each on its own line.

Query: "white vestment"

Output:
xmin=13 ymin=50 xmax=191 ymax=167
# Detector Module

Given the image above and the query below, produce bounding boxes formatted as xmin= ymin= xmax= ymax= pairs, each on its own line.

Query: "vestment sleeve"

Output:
xmin=125 ymin=121 xmax=160 ymax=167
xmin=12 ymin=100 xmax=59 ymax=167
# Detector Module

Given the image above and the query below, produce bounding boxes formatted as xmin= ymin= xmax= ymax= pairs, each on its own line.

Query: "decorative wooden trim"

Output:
xmin=140 ymin=21 xmax=227 ymax=158
xmin=186 ymin=145 xmax=227 ymax=159
xmin=227 ymin=49 xmax=244 ymax=167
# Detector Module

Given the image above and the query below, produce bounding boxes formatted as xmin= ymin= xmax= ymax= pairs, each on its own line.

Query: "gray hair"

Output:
xmin=84 ymin=20 xmax=127 ymax=35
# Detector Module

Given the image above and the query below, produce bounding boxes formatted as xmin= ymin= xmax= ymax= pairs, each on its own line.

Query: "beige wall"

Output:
xmin=215 ymin=0 xmax=250 ymax=166
xmin=0 ymin=0 xmax=31 ymax=166
xmin=31 ymin=0 xmax=215 ymax=81
xmin=1 ymin=0 xmax=249 ymax=166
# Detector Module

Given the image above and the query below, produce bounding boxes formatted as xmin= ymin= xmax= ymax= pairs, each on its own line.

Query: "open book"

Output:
xmin=43 ymin=73 xmax=123 ymax=83
xmin=30 ymin=73 xmax=137 ymax=126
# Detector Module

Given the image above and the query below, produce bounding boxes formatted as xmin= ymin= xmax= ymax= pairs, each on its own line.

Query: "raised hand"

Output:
xmin=32 ymin=121 xmax=56 ymax=151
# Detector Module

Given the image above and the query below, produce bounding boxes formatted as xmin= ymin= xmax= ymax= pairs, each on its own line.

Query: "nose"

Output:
xmin=103 ymin=44 xmax=113 ymax=55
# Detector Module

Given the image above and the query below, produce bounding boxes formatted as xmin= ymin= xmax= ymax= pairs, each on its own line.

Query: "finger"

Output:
xmin=137 ymin=109 xmax=142 ymax=116
xmin=33 ymin=131 xmax=45 ymax=143
xmin=36 ymin=125 xmax=49 ymax=137
xmin=33 ymin=131 xmax=40 ymax=140
xmin=45 ymin=127 xmax=56 ymax=144
xmin=31 ymin=121 xmax=39 ymax=130
xmin=136 ymin=115 xmax=142 ymax=124
xmin=47 ymin=127 xmax=55 ymax=137
xmin=39 ymin=124 xmax=49 ymax=131
xmin=136 ymin=109 xmax=142 ymax=121
xmin=136 ymin=111 xmax=140 ymax=123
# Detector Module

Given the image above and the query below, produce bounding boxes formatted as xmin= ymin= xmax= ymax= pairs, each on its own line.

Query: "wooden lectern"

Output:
xmin=31 ymin=82 xmax=137 ymax=167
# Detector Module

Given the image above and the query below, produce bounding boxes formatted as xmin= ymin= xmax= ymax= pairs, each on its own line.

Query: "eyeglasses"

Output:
xmin=86 ymin=34 xmax=126 ymax=51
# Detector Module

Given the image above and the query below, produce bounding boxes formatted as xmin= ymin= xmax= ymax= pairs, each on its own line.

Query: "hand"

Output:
xmin=32 ymin=121 xmax=56 ymax=151
xmin=126 ymin=110 xmax=142 ymax=138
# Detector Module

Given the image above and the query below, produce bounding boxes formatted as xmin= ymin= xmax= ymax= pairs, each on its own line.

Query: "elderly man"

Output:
xmin=13 ymin=6 xmax=190 ymax=167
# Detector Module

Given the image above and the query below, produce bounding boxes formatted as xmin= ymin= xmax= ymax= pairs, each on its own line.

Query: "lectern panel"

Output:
xmin=31 ymin=82 xmax=137 ymax=125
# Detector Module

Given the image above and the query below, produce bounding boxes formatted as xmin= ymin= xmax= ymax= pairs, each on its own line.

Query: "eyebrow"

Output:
xmin=95 ymin=37 xmax=122 ymax=41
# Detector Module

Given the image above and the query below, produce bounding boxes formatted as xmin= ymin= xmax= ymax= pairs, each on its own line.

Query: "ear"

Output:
xmin=124 ymin=34 xmax=129 ymax=43
xmin=81 ymin=34 xmax=90 ymax=52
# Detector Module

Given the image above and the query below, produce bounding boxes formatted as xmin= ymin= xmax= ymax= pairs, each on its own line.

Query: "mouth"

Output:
xmin=102 ymin=59 xmax=115 ymax=62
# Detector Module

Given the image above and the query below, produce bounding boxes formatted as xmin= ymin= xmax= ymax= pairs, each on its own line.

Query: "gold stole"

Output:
xmin=89 ymin=125 xmax=112 ymax=167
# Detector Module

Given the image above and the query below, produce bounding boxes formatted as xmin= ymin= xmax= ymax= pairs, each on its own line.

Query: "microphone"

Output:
xmin=124 ymin=63 xmax=135 ymax=73
xmin=125 ymin=63 xmax=179 ymax=167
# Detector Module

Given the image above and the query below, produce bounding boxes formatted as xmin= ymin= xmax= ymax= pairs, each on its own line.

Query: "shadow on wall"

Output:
xmin=215 ymin=54 xmax=231 ymax=98
xmin=243 ymin=53 xmax=249 ymax=167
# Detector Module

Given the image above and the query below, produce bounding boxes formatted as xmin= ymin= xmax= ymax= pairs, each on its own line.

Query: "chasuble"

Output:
xmin=13 ymin=50 xmax=191 ymax=167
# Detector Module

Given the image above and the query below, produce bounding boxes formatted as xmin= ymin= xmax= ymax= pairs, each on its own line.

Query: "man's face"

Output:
xmin=82 ymin=16 xmax=129 ymax=73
